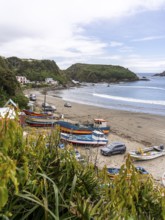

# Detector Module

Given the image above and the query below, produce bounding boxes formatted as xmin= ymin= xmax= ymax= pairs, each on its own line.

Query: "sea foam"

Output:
xmin=93 ymin=93 xmax=165 ymax=106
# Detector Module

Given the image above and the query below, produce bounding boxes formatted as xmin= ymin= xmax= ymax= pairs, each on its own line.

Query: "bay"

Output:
xmin=52 ymin=73 xmax=165 ymax=116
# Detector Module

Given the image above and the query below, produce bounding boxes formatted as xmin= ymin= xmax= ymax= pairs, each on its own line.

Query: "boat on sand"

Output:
xmin=25 ymin=116 xmax=110 ymax=134
xmin=56 ymin=118 xmax=110 ymax=135
xmin=60 ymin=130 xmax=108 ymax=146
xmin=26 ymin=117 xmax=57 ymax=127
xmin=23 ymin=109 xmax=54 ymax=118
xmin=129 ymin=145 xmax=165 ymax=161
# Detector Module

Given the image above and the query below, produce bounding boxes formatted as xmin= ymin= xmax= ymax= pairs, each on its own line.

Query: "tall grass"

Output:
xmin=0 ymin=115 xmax=165 ymax=219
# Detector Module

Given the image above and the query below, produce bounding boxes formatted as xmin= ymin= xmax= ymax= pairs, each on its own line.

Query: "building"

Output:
xmin=45 ymin=78 xmax=58 ymax=85
xmin=72 ymin=80 xmax=80 ymax=84
xmin=16 ymin=76 xmax=29 ymax=84
xmin=0 ymin=107 xmax=16 ymax=119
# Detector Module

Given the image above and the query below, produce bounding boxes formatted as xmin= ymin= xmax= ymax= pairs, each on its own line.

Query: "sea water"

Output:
xmin=55 ymin=73 xmax=165 ymax=116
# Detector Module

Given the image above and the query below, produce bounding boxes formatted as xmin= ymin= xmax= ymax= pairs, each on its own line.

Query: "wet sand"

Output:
xmin=25 ymin=89 xmax=165 ymax=181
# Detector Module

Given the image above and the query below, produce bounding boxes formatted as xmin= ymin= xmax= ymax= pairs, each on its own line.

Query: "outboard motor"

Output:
xmin=159 ymin=145 xmax=164 ymax=150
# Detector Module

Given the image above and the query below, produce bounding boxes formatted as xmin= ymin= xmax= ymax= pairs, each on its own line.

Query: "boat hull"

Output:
xmin=56 ymin=120 xmax=110 ymax=135
xmin=26 ymin=118 xmax=56 ymax=127
xmin=23 ymin=109 xmax=53 ymax=118
xmin=129 ymin=152 xmax=165 ymax=161
xmin=60 ymin=132 xmax=108 ymax=146
xmin=25 ymin=117 xmax=110 ymax=135
xmin=129 ymin=145 xmax=165 ymax=161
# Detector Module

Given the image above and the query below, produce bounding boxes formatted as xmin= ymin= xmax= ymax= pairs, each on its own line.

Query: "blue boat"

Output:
xmin=60 ymin=130 xmax=108 ymax=146
xmin=56 ymin=118 xmax=110 ymax=135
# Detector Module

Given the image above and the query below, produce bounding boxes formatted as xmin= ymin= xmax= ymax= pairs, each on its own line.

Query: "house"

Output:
xmin=72 ymin=80 xmax=80 ymax=84
xmin=4 ymin=99 xmax=18 ymax=109
xmin=45 ymin=78 xmax=58 ymax=85
xmin=16 ymin=76 xmax=29 ymax=84
xmin=0 ymin=107 xmax=16 ymax=119
xmin=0 ymin=99 xmax=18 ymax=119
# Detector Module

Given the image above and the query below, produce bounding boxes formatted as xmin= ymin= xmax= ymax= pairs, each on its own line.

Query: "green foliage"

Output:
xmin=7 ymin=57 xmax=67 ymax=84
xmin=0 ymin=56 xmax=27 ymax=108
xmin=0 ymin=116 xmax=165 ymax=219
xmin=0 ymin=57 xmax=20 ymax=96
xmin=0 ymin=57 xmax=28 ymax=108
xmin=65 ymin=63 xmax=139 ymax=83
xmin=12 ymin=94 xmax=29 ymax=109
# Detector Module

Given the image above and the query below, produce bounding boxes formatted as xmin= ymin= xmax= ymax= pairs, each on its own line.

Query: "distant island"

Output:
xmin=153 ymin=71 xmax=165 ymax=77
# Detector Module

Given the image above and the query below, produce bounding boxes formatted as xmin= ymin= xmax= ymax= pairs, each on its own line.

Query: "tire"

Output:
xmin=121 ymin=150 xmax=125 ymax=154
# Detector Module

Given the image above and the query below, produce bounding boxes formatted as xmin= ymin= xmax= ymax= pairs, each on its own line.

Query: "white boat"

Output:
xmin=60 ymin=130 xmax=108 ymax=146
xmin=129 ymin=145 xmax=165 ymax=161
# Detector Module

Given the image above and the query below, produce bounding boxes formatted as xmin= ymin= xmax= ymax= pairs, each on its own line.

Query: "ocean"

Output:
xmin=53 ymin=73 xmax=165 ymax=116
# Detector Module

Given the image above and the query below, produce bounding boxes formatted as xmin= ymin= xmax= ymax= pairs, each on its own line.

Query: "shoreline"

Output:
xmin=24 ymin=88 xmax=165 ymax=181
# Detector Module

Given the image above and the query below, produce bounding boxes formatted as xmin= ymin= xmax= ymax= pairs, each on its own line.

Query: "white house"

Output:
xmin=72 ymin=80 xmax=80 ymax=84
xmin=45 ymin=78 xmax=58 ymax=85
xmin=0 ymin=107 xmax=16 ymax=119
xmin=16 ymin=76 xmax=29 ymax=84
xmin=4 ymin=99 xmax=18 ymax=109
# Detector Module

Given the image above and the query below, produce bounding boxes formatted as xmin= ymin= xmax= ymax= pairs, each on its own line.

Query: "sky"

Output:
xmin=1 ymin=0 xmax=165 ymax=73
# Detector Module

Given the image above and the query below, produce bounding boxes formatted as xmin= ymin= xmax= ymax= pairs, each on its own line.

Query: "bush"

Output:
xmin=12 ymin=94 xmax=29 ymax=109
xmin=0 ymin=117 xmax=165 ymax=219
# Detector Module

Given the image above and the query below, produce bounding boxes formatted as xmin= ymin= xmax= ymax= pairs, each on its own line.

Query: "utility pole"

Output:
xmin=43 ymin=88 xmax=47 ymax=112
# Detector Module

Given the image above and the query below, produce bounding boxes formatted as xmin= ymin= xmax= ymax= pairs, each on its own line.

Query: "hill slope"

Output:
xmin=154 ymin=71 xmax=165 ymax=77
xmin=0 ymin=56 xmax=28 ymax=107
xmin=65 ymin=63 xmax=139 ymax=83
xmin=7 ymin=57 xmax=67 ymax=84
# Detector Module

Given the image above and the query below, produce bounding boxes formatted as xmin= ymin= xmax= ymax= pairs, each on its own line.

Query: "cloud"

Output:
xmin=122 ymin=56 xmax=165 ymax=72
xmin=109 ymin=41 xmax=123 ymax=47
xmin=0 ymin=0 xmax=165 ymax=71
xmin=132 ymin=35 xmax=165 ymax=42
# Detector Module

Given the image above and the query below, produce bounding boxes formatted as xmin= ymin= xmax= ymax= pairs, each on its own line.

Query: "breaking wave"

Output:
xmin=116 ymin=85 xmax=165 ymax=91
xmin=93 ymin=93 xmax=165 ymax=106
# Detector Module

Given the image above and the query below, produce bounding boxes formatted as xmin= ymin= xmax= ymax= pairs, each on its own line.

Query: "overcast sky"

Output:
xmin=1 ymin=0 xmax=165 ymax=73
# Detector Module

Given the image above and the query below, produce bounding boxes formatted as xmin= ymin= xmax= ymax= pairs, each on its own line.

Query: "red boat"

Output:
xmin=23 ymin=109 xmax=53 ymax=118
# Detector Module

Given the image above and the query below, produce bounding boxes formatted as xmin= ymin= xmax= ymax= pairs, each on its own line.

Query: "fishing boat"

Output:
xmin=23 ymin=109 xmax=54 ymax=118
xmin=25 ymin=117 xmax=57 ymax=127
xmin=60 ymin=130 xmax=108 ymax=146
xmin=129 ymin=145 xmax=165 ymax=161
xmin=107 ymin=166 xmax=150 ymax=180
xmin=107 ymin=168 xmax=120 ymax=179
xmin=56 ymin=118 xmax=110 ymax=135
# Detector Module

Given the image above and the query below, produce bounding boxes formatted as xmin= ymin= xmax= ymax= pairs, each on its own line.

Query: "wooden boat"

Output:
xmin=60 ymin=130 xmax=108 ymax=146
xmin=26 ymin=117 xmax=57 ymax=127
xmin=107 ymin=166 xmax=149 ymax=180
xmin=129 ymin=145 xmax=165 ymax=161
xmin=23 ymin=109 xmax=53 ymax=118
xmin=56 ymin=118 xmax=110 ymax=135
xmin=107 ymin=168 xmax=120 ymax=179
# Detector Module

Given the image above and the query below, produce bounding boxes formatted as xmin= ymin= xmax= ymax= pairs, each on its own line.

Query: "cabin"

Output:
xmin=94 ymin=119 xmax=108 ymax=128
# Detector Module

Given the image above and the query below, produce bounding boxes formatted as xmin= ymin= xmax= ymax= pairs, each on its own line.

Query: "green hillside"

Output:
xmin=65 ymin=63 xmax=139 ymax=83
xmin=7 ymin=56 xmax=68 ymax=84
xmin=0 ymin=56 xmax=28 ymax=108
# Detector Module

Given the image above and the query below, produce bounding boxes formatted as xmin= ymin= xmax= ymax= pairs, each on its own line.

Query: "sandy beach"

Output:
xmin=25 ymin=89 xmax=165 ymax=181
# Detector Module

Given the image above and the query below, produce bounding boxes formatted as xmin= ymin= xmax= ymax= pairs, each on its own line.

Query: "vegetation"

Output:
xmin=7 ymin=57 xmax=68 ymax=84
xmin=0 ymin=115 xmax=165 ymax=219
xmin=65 ymin=63 xmax=139 ymax=83
xmin=154 ymin=71 xmax=165 ymax=77
xmin=0 ymin=57 xmax=28 ymax=108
